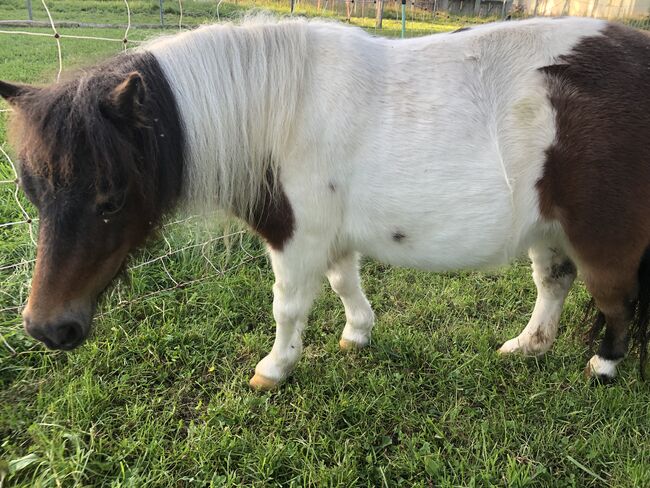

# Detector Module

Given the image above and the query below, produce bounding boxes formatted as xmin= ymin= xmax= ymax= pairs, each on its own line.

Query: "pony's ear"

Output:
xmin=101 ymin=72 xmax=147 ymax=125
xmin=0 ymin=80 xmax=35 ymax=106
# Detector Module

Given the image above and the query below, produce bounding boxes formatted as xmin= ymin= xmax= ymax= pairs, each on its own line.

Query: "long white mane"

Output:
xmin=146 ymin=16 xmax=310 ymax=219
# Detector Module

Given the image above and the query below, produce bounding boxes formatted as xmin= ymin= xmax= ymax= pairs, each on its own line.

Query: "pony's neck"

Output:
xmin=147 ymin=20 xmax=309 ymax=218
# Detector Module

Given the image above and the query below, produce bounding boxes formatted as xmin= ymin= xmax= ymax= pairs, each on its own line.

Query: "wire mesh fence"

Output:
xmin=0 ymin=1 xmax=274 ymax=357
xmin=1 ymin=0 xmax=649 ymax=355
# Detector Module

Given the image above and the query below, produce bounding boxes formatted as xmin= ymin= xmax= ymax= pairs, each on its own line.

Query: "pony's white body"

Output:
xmin=290 ymin=19 xmax=583 ymax=271
xmin=148 ymin=17 xmax=613 ymax=387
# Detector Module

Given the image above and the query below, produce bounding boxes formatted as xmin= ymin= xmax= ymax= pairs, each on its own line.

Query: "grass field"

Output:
xmin=2 ymin=2 xmax=650 ymax=487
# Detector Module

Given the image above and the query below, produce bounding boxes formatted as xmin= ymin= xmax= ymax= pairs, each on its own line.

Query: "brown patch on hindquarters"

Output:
xmin=537 ymin=24 xmax=650 ymax=263
xmin=538 ymin=24 xmax=650 ymax=374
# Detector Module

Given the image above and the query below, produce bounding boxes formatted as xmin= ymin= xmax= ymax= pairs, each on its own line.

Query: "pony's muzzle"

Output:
xmin=23 ymin=312 xmax=89 ymax=351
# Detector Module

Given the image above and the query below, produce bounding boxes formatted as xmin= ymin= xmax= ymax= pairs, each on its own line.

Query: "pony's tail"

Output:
xmin=634 ymin=249 xmax=650 ymax=379
xmin=586 ymin=248 xmax=650 ymax=380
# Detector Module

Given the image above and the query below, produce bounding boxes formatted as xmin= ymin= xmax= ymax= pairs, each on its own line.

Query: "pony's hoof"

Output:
xmin=497 ymin=337 xmax=549 ymax=357
xmin=497 ymin=338 xmax=520 ymax=355
xmin=584 ymin=365 xmax=615 ymax=385
xmin=339 ymin=338 xmax=365 ymax=351
xmin=584 ymin=355 xmax=617 ymax=384
xmin=249 ymin=373 xmax=280 ymax=391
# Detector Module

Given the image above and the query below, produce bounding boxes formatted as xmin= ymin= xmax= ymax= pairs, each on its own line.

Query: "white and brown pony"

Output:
xmin=2 ymin=17 xmax=649 ymax=389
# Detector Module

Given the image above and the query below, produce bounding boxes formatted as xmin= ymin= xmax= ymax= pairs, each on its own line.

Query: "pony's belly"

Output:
xmin=339 ymin=160 xmax=521 ymax=271
xmin=347 ymin=210 xmax=516 ymax=272
xmin=352 ymin=236 xmax=511 ymax=271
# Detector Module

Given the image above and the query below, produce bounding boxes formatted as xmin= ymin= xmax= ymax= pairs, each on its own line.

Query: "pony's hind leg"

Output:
xmin=583 ymin=268 xmax=637 ymax=381
xmin=499 ymin=245 xmax=576 ymax=356
xmin=249 ymin=241 xmax=328 ymax=391
xmin=326 ymin=252 xmax=375 ymax=350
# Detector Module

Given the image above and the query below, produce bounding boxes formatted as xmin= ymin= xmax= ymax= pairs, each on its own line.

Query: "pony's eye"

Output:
xmin=19 ymin=171 xmax=47 ymax=209
xmin=96 ymin=196 xmax=124 ymax=216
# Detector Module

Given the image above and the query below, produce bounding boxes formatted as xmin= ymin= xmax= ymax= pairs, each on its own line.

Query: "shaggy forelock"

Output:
xmin=11 ymin=56 xmax=157 ymax=209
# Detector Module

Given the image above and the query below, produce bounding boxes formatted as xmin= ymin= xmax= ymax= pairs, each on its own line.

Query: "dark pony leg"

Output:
xmin=583 ymin=250 xmax=650 ymax=381
xmin=583 ymin=274 xmax=634 ymax=380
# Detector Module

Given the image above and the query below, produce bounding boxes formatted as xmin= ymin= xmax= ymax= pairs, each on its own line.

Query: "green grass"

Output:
xmin=2 ymin=3 xmax=650 ymax=487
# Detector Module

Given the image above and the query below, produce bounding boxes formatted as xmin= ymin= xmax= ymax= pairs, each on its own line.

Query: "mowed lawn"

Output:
xmin=1 ymin=3 xmax=650 ymax=487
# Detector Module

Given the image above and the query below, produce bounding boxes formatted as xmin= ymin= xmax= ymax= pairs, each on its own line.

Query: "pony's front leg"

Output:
xmin=249 ymin=241 xmax=327 ymax=391
xmin=327 ymin=252 xmax=375 ymax=350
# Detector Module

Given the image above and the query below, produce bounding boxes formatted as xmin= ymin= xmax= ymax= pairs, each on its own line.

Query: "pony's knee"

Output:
xmin=272 ymin=299 xmax=305 ymax=328
xmin=327 ymin=271 xmax=353 ymax=297
xmin=327 ymin=259 xmax=361 ymax=294
xmin=531 ymin=255 xmax=576 ymax=297
xmin=272 ymin=280 xmax=316 ymax=324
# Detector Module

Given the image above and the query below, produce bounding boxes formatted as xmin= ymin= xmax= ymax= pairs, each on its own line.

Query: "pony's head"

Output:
xmin=0 ymin=54 xmax=184 ymax=350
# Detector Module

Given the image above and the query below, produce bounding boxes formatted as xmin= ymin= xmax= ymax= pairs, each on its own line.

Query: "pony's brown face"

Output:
xmin=0 ymin=61 xmax=183 ymax=350
xmin=18 ymin=159 xmax=144 ymax=350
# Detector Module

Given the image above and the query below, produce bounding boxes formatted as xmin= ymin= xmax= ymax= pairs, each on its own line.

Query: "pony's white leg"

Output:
xmin=250 ymin=240 xmax=328 ymax=391
xmin=499 ymin=245 xmax=576 ymax=356
xmin=326 ymin=252 xmax=375 ymax=350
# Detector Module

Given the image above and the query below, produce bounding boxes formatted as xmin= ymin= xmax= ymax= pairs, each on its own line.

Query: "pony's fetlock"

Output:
xmin=584 ymin=354 xmax=621 ymax=382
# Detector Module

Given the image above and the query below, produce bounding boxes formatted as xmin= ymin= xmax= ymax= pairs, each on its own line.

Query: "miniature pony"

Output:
xmin=2 ymin=17 xmax=649 ymax=388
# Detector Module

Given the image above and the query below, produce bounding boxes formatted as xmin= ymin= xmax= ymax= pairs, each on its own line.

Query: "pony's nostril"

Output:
xmin=52 ymin=321 xmax=84 ymax=350
xmin=23 ymin=315 xmax=33 ymax=334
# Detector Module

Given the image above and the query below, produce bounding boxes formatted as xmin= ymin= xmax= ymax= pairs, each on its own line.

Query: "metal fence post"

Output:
xmin=159 ymin=0 xmax=164 ymax=27
xmin=401 ymin=0 xmax=406 ymax=37
xmin=26 ymin=0 xmax=33 ymax=21
xmin=375 ymin=0 xmax=384 ymax=29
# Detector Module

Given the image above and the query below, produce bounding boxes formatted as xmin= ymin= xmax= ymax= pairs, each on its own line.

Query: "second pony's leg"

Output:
xmin=326 ymin=252 xmax=375 ymax=350
xmin=499 ymin=244 xmax=576 ymax=356
xmin=249 ymin=238 xmax=329 ymax=391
